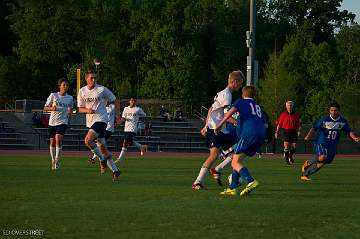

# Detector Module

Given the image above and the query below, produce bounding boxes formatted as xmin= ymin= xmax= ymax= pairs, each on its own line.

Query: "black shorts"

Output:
xmin=206 ymin=128 xmax=236 ymax=150
xmin=282 ymin=129 xmax=298 ymax=143
xmin=48 ymin=124 xmax=67 ymax=138
xmin=124 ymin=132 xmax=136 ymax=144
xmin=104 ymin=130 xmax=112 ymax=140
xmin=90 ymin=122 xmax=107 ymax=138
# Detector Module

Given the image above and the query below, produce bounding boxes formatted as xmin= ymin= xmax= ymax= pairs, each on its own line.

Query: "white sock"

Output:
xmin=55 ymin=146 xmax=62 ymax=163
xmin=50 ymin=146 xmax=56 ymax=162
xmin=118 ymin=148 xmax=127 ymax=160
xmin=215 ymin=156 xmax=232 ymax=172
xmin=194 ymin=167 xmax=208 ymax=184
xmin=91 ymin=146 xmax=104 ymax=161
xmin=91 ymin=154 xmax=97 ymax=160
xmin=133 ymin=141 xmax=142 ymax=150
xmin=105 ymin=155 xmax=118 ymax=172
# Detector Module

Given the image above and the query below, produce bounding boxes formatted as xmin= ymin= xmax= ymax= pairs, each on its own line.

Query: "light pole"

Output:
xmin=246 ymin=0 xmax=257 ymax=86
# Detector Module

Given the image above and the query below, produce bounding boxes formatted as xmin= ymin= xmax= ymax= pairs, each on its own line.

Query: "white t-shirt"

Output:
xmin=122 ymin=106 xmax=146 ymax=133
xmin=77 ymin=84 xmax=116 ymax=128
xmin=207 ymin=87 xmax=232 ymax=130
xmin=106 ymin=104 xmax=115 ymax=132
xmin=44 ymin=92 xmax=73 ymax=126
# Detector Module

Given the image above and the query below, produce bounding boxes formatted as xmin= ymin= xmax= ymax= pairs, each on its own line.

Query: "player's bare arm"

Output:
xmin=78 ymin=107 xmax=95 ymax=114
xmin=304 ymin=128 xmax=316 ymax=141
xmin=349 ymin=132 xmax=360 ymax=143
xmin=214 ymin=107 xmax=237 ymax=135
xmin=200 ymin=106 xmax=213 ymax=136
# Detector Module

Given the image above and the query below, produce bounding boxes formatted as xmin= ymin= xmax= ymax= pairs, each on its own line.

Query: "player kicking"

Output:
xmin=115 ymin=97 xmax=147 ymax=163
xmin=215 ymin=86 xmax=266 ymax=196
xmin=88 ymin=103 xmax=115 ymax=163
xmin=43 ymin=78 xmax=73 ymax=170
xmin=301 ymin=102 xmax=360 ymax=181
xmin=192 ymin=70 xmax=244 ymax=190
xmin=77 ymin=69 xmax=120 ymax=181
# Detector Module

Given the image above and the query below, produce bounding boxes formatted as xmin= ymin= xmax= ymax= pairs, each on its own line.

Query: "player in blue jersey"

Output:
xmin=214 ymin=85 xmax=266 ymax=196
xmin=301 ymin=102 xmax=360 ymax=181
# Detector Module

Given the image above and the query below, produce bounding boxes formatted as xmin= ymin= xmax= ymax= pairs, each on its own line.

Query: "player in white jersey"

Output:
xmin=192 ymin=70 xmax=244 ymax=190
xmin=115 ymin=97 xmax=147 ymax=163
xmin=77 ymin=69 xmax=120 ymax=181
xmin=43 ymin=78 xmax=73 ymax=170
xmin=88 ymin=103 xmax=115 ymax=163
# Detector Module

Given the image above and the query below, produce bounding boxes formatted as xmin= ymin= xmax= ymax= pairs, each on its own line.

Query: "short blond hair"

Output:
xmin=242 ymin=85 xmax=256 ymax=98
xmin=228 ymin=70 xmax=245 ymax=84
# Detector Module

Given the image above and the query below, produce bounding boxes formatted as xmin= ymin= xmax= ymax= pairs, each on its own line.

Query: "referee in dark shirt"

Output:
xmin=275 ymin=101 xmax=302 ymax=164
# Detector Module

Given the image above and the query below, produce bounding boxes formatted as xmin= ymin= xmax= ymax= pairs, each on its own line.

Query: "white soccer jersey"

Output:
xmin=122 ymin=106 xmax=146 ymax=133
xmin=207 ymin=87 xmax=232 ymax=130
xmin=106 ymin=104 xmax=115 ymax=132
xmin=77 ymin=84 xmax=116 ymax=128
xmin=44 ymin=92 xmax=73 ymax=126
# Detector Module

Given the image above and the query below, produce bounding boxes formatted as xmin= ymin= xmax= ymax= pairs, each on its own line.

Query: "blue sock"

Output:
xmin=229 ymin=170 xmax=240 ymax=189
xmin=239 ymin=167 xmax=254 ymax=184
xmin=309 ymin=158 xmax=317 ymax=164
xmin=304 ymin=164 xmax=319 ymax=176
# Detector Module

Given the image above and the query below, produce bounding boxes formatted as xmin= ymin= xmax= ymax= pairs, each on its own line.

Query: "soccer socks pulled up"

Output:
xmin=194 ymin=166 xmax=208 ymax=184
xmin=118 ymin=147 xmax=127 ymax=160
xmin=55 ymin=146 xmax=62 ymax=161
xmin=105 ymin=155 xmax=118 ymax=173
xmin=239 ymin=167 xmax=254 ymax=184
xmin=215 ymin=156 xmax=232 ymax=172
xmin=50 ymin=146 xmax=56 ymax=162
xmin=229 ymin=170 xmax=240 ymax=189
xmin=303 ymin=164 xmax=320 ymax=176
xmin=91 ymin=146 xmax=104 ymax=161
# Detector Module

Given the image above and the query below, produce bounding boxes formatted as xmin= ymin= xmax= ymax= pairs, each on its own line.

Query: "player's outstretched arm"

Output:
xmin=349 ymin=132 xmax=360 ymax=143
xmin=214 ymin=107 xmax=237 ymax=135
xmin=304 ymin=128 xmax=316 ymax=141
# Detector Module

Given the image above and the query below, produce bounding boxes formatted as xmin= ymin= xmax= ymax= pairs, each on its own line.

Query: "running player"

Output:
xmin=88 ymin=103 xmax=115 ymax=163
xmin=301 ymin=102 xmax=360 ymax=181
xmin=192 ymin=70 xmax=244 ymax=190
xmin=43 ymin=78 xmax=73 ymax=170
xmin=77 ymin=69 xmax=120 ymax=181
xmin=215 ymin=85 xmax=266 ymax=196
xmin=275 ymin=101 xmax=302 ymax=164
xmin=115 ymin=97 xmax=147 ymax=163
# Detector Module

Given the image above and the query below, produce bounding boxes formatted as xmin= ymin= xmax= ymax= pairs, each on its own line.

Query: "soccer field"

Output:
xmin=1 ymin=154 xmax=360 ymax=239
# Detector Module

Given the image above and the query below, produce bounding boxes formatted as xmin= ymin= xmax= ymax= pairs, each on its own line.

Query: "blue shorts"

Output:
xmin=233 ymin=136 xmax=264 ymax=157
xmin=206 ymin=128 xmax=236 ymax=150
xmin=48 ymin=124 xmax=67 ymax=138
xmin=315 ymin=143 xmax=336 ymax=164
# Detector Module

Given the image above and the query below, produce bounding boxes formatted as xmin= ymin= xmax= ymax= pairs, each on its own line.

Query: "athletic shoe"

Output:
xmin=100 ymin=160 xmax=107 ymax=174
xmin=219 ymin=188 xmax=237 ymax=196
xmin=140 ymin=145 xmax=147 ymax=156
xmin=51 ymin=161 xmax=56 ymax=170
xmin=54 ymin=161 xmax=60 ymax=170
xmin=192 ymin=182 xmax=204 ymax=190
xmin=301 ymin=160 xmax=311 ymax=173
xmin=300 ymin=175 xmax=311 ymax=181
xmin=88 ymin=157 xmax=96 ymax=164
xmin=289 ymin=156 xmax=294 ymax=164
xmin=210 ymin=168 xmax=223 ymax=186
xmin=112 ymin=170 xmax=121 ymax=181
xmin=240 ymin=180 xmax=260 ymax=196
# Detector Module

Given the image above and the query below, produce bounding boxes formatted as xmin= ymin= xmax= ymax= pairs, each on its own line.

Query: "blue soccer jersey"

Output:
xmin=313 ymin=115 xmax=352 ymax=146
xmin=232 ymin=98 xmax=266 ymax=156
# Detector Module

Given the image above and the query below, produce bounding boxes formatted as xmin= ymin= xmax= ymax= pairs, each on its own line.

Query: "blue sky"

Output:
xmin=341 ymin=0 xmax=360 ymax=23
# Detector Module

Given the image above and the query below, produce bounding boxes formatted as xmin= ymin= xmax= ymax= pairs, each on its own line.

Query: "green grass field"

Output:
xmin=1 ymin=154 xmax=360 ymax=239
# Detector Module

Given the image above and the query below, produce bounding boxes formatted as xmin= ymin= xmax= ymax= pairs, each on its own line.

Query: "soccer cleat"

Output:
xmin=289 ymin=156 xmax=294 ymax=164
xmin=51 ymin=161 xmax=56 ymax=170
xmin=88 ymin=157 xmax=96 ymax=164
xmin=240 ymin=180 xmax=260 ymax=196
xmin=140 ymin=145 xmax=147 ymax=156
xmin=301 ymin=160 xmax=311 ymax=173
xmin=54 ymin=161 xmax=60 ymax=170
xmin=300 ymin=175 xmax=311 ymax=181
xmin=100 ymin=160 xmax=107 ymax=174
xmin=219 ymin=188 xmax=237 ymax=196
xmin=192 ymin=182 xmax=204 ymax=190
xmin=112 ymin=170 xmax=121 ymax=181
xmin=210 ymin=168 xmax=223 ymax=186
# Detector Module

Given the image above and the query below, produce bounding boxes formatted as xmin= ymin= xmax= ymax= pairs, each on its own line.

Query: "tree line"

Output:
xmin=0 ymin=0 xmax=359 ymax=124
